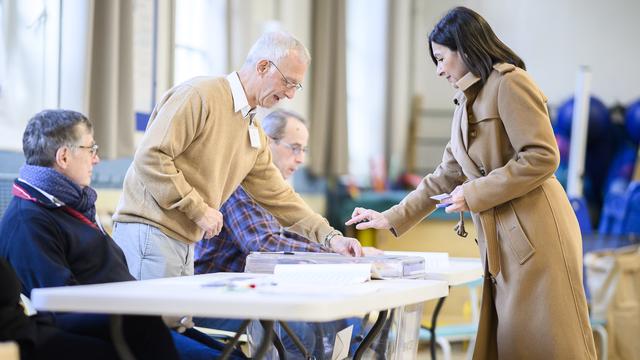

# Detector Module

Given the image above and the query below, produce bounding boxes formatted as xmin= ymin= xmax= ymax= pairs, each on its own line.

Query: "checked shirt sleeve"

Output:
xmin=226 ymin=188 xmax=330 ymax=254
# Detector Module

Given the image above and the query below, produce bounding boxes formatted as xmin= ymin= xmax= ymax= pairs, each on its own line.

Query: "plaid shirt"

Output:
xmin=195 ymin=187 xmax=330 ymax=273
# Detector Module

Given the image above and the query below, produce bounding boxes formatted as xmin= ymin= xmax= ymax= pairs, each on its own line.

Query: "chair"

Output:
xmin=590 ymin=318 xmax=608 ymax=360
xmin=621 ymin=181 xmax=640 ymax=237
xmin=0 ymin=342 xmax=19 ymax=360
xmin=598 ymin=181 xmax=640 ymax=237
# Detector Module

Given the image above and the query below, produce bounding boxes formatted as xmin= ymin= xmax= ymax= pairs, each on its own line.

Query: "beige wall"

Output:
xmin=413 ymin=0 xmax=640 ymax=109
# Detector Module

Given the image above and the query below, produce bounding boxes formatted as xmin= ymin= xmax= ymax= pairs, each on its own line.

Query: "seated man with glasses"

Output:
xmin=0 ymin=110 xmax=245 ymax=360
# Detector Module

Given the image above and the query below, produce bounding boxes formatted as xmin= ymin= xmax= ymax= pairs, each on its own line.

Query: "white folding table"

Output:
xmin=31 ymin=272 xmax=448 ymax=359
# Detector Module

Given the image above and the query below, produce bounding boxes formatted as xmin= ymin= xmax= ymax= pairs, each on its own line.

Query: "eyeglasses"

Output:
xmin=269 ymin=61 xmax=303 ymax=91
xmin=74 ymin=143 xmax=99 ymax=157
xmin=277 ymin=140 xmax=308 ymax=155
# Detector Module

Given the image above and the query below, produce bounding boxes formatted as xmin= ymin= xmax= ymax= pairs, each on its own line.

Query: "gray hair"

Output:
xmin=22 ymin=109 xmax=92 ymax=166
xmin=262 ymin=110 xmax=307 ymax=141
xmin=244 ymin=31 xmax=311 ymax=66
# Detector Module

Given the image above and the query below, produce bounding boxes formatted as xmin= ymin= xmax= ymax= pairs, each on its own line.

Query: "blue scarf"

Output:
xmin=19 ymin=164 xmax=98 ymax=222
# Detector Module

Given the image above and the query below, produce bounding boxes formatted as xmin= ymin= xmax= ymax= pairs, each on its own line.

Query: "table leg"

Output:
xmin=427 ymin=296 xmax=446 ymax=360
xmin=372 ymin=308 xmax=395 ymax=356
xmin=353 ymin=309 xmax=389 ymax=360
xmin=280 ymin=321 xmax=311 ymax=359
xmin=270 ymin=325 xmax=287 ymax=360
xmin=109 ymin=315 xmax=136 ymax=360
xmin=252 ymin=320 xmax=274 ymax=360
xmin=218 ymin=319 xmax=251 ymax=360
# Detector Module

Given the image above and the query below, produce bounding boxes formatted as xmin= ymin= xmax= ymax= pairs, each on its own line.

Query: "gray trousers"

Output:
xmin=112 ymin=222 xmax=194 ymax=280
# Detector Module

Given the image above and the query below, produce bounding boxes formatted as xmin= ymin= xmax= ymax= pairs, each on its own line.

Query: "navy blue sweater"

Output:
xmin=0 ymin=180 xmax=134 ymax=297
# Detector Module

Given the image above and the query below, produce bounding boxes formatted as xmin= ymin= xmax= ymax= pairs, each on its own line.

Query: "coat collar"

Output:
xmin=451 ymin=71 xmax=481 ymax=109
xmin=449 ymin=73 xmax=485 ymax=180
xmin=14 ymin=179 xmax=64 ymax=209
xmin=455 ymin=71 xmax=481 ymax=92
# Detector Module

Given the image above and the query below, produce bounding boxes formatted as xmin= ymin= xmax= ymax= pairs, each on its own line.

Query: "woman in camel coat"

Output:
xmin=347 ymin=6 xmax=597 ymax=359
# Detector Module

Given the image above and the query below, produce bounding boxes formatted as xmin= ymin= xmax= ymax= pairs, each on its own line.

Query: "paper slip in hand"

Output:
xmin=273 ymin=263 xmax=372 ymax=285
xmin=430 ymin=193 xmax=451 ymax=201
xmin=431 ymin=193 xmax=451 ymax=208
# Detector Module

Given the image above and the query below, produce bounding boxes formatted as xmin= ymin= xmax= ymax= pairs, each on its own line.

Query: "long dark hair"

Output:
xmin=428 ymin=7 xmax=525 ymax=84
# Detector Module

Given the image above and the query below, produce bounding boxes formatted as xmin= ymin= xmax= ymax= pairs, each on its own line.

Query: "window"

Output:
xmin=134 ymin=0 xmax=228 ymax=133
xmin=174 ymin=0 xmax=228 ymax=85
xmin=346 ymin=0 xmax=388 ymax=185
xmin=0 ymin=0 xmax=60 ymax=151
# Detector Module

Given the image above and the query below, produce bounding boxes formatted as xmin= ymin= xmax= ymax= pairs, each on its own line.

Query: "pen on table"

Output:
xmin=228 ymin=279 xmax=277 ymax=289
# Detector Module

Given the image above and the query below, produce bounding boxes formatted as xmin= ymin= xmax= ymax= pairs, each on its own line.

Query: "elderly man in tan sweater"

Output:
xmin=112 ymin=31 xmax=362 ymax=280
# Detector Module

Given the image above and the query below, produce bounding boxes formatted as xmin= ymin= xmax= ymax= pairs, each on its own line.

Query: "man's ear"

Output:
xmin=54 ymin=146 xmax=70 ymax=170
xmin=256 ymin=59 xmax=270 ymax=75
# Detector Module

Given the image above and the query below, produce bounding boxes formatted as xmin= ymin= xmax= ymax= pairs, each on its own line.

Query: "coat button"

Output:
xmin=479 ymin=168 xmax=486 ymax=176
xmin=470 ymin=130 xmax=477 ymax=137
xmin=484 ymin=274 xmax=498 ymax=285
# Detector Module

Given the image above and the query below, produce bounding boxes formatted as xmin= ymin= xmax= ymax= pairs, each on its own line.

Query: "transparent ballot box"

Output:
xmin=244 ymin=252 xmax=428 ymax=360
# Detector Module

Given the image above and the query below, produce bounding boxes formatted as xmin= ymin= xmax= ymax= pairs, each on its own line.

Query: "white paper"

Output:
xmin=273 ymin=263 xmax=372 ymax=285
xmin=332 ymin=324 xmax=354 ymax=360
xmin=20 ymin=294 xmax=37 ymax=316
xmin=430 ymin=193 xmax=451 ymax=201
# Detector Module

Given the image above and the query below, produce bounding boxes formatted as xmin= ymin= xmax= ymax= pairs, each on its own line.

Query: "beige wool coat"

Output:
xmin=384 ymin=64 xmax=597 ymax=359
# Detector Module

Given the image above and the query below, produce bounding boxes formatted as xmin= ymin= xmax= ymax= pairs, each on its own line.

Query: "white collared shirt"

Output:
xmin=226 ymin=72 xmax=254 ymax=119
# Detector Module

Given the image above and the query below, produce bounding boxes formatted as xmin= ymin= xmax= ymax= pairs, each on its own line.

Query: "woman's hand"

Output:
xmin=444 ymin=185 xmax=470 ymax=213
xmin=345 ymin=207 xmax=391 ymax=230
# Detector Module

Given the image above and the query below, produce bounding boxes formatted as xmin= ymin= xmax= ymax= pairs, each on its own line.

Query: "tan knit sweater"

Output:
xmin=113 ymin=76 xmax=335 ymax=244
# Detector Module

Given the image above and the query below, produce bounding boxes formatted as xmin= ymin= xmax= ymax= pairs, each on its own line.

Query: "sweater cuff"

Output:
xmin=182 ymin=190 xmax=208 ymax=222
